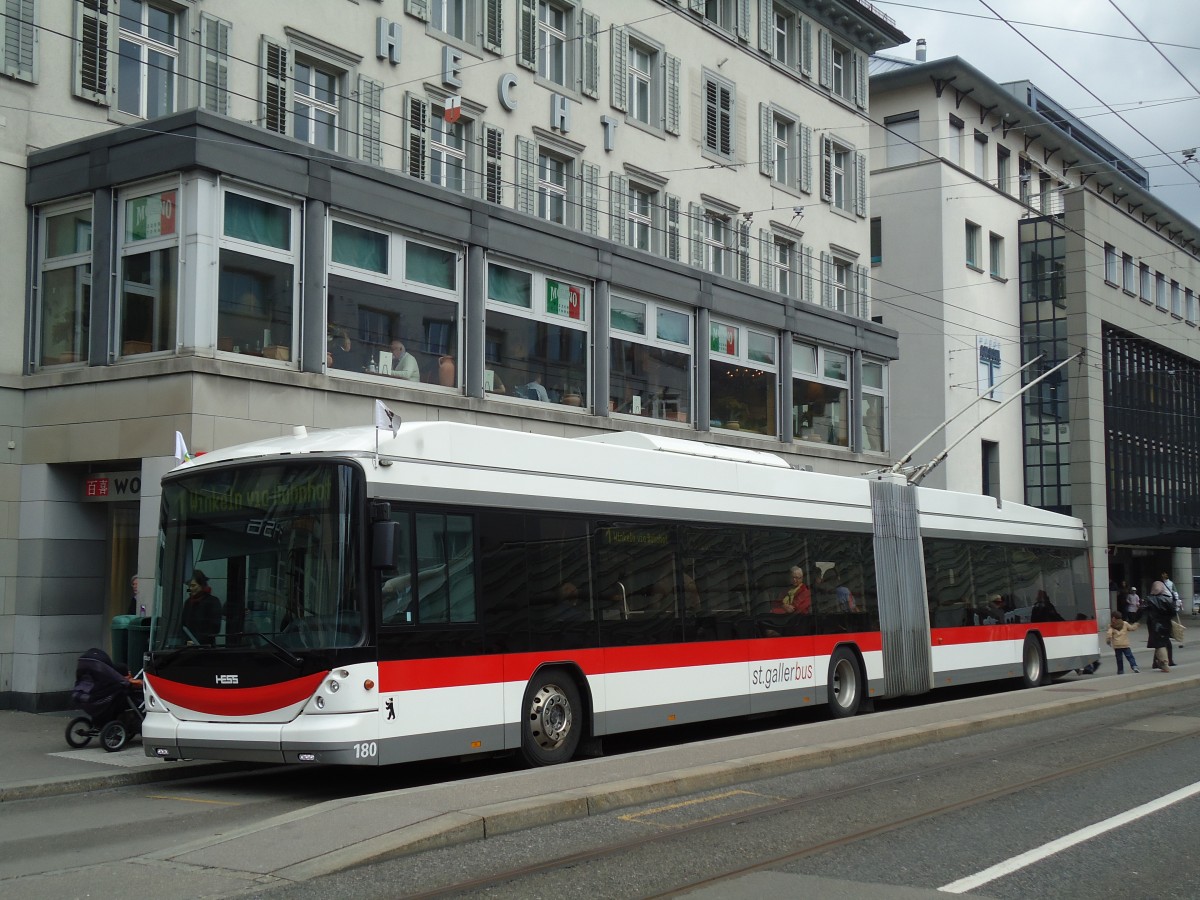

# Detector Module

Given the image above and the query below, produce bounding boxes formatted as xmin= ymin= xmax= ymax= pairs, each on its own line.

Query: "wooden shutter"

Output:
xmin=580 ymin=9 xmax=599 ymax=98
xmin=666 ymin=194 xmax=681 ymax=261
xmin=736 ymin=0 xmax=750 ymax=42
xmin=404 ymin=93 xmax=429 ymax=180
xmin=759 ymin=104 xmax=773 ymax=177
xmin=4 ymin=0 xmax=35 ymax=81
xmin=821 ymin=135 xmax=833 ymax=202
xmin=689 ymin=203 xmax=703 ymax=268
xmin=854 ymin=151 xmax=867 ymax=217
xmin=610 ymin=173 xmax=628 ymax=244
xmin=515 ymin=135 xmax=536 ymax=215
xmin=854 ymin=51 xmax=868 ymax=109
xmin=820 ymin=252 xmax=833 ymax=309
xmin=665 ymin=54 xmax=681 ymax=135
xmin=818 ymin=29 xmax=832 ymax=88
xmin=483 ymin=124 xmax=504 ymax=204
xmin=358 ymin=75 xmax=383 ymax=165
xmin=610 ymin=25 xmax=627 ymax=112
xmin=200 ymin=15 xmax=230 ymax=115
xmin=517 ymin=0 xmax=537 ymax=70
xmin=800 ymin=124 xmax=813 ymax=193
xmin=405 ymin=0 xmax=430 ymax=22
xmin=738 ymin=219 xmax=751 ymax=283
xmin=484 ymin=0 xmax=502 ymax=53
xmin=261 ymin=38 xmax=289 ymax=135
xmin=856 ymin=264 xmax=870 ymax=319
xmin=801 ymin=244 xmax=814 ymax=304
xmin=75 ymin=0 xmax=111 ymax=104
xmin=758 ymin=230 xmax=772 ymax=289
xmin=581 ymin=161 xmax=600 ymax=235
xmin=800 ymin=18 xmax=812 ymax=77
xmin=757 ymin=0 xmax=771 ymax=52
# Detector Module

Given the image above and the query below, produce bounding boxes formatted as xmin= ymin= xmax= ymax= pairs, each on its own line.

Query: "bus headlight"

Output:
xmin=327 ymin=679 xmax=340 ymax=693
xmin=315 ymin=695 xmax=325 ymax=709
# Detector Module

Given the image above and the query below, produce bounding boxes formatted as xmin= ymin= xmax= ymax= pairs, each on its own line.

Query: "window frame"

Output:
xmin=116 ymin=0 xmax=181 ymax=120
xmin=36 ymin=198 xmax=94 ymax=369
xmin=1103 ymin=243 xmax=1118 ymax=286
xmin=536 ymin=0 xmax=570 ymax=87
xmin=710 ymin=317 xmax=778 ymax=437
xmin=1139 ymin=262 xmax=1152 ymax=304
xmin=792 ymin=341 xmax=850 ymax=447
xmin=965 ymin=221 xmax=982 ymax=270
xmin=988 ymin=232 xmax=1004 ymax=279
xmin=292 ymin=56 xmax=341 ymax=151
xmin=1122 ymin=252 xmax=1136 ymax=294
xmin=117 ymin=178 xmax=182 ymax=359
xmin=861 ymin=358 xmax=888 ymax=453
xmin=609 ymin=292 xmax=693 ymax=425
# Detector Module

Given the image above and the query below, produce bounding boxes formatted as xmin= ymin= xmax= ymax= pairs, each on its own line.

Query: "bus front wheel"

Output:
xmin=520 ymin=670 xmax=582 ymax=767
xmin=827 ymin=647 xmax=863 ymax=719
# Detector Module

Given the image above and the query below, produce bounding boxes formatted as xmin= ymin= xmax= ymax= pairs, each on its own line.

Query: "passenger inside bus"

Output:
xmin=771 ymin=566 xmax=811 ymax=614
xmin=181 ymin=570 xmax=221 ymax=645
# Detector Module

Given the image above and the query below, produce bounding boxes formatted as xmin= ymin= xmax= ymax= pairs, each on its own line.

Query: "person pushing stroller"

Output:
xmin=65 ymin=648 xmax=144 ymax=752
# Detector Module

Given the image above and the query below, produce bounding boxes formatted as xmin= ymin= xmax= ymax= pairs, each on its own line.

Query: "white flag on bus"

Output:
xmin=374 ymin=399 xmax=401 ymax=437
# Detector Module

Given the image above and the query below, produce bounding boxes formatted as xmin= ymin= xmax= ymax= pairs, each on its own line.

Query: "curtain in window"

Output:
xmin=223 ymin=193 xmax=290 ymax=250
xmin=406 ymin=243 xmax=455 ymax=289
xmin=487 ymin=263 xmax=532 ymax=307
xmin=332 ymin=222 xmax=387 ymax=273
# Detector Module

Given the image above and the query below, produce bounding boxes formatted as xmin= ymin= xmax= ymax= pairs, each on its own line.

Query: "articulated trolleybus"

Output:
xmin=143 ymin=422 xmax=1097 ymax=767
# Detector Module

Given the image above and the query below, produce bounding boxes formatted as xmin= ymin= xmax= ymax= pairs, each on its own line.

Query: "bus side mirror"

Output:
xmin=372 ymin=521 xmax=400 ymax=570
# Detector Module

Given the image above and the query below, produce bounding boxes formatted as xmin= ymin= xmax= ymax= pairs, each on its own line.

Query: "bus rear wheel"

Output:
xmin=827 ymin=647 xmax=863 ymax=719
xmin=520 ymin=670 xmax=582 ymax=766
xmin=1021 ymin=635 xmax=1047 ymax=688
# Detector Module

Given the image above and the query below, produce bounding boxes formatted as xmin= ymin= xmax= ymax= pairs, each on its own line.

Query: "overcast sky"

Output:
xmin=873 ymin=0 xmax=1200 ymax=225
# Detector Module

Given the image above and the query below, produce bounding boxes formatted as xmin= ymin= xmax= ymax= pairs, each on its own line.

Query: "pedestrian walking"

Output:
xmin=1146 ymin=581 xmax=1175 ymax=672
xmin=1106 ymin=610 xmax=1140 ymax=673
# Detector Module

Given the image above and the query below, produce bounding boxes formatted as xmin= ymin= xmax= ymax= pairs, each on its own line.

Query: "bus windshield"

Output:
xmin=154 ymin=461 xmax=363 ymax=652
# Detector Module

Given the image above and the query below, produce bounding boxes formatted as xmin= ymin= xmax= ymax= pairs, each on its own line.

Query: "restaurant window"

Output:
xmin=793 ymin=342 xmax=849 ymax=447
xmin=118 ymin=183 xmax=179 ymax=357
xmin=486 ymin=261 xmax=589 ymax=408
xmin=38 ymin=201 xmax=93 ymax=367
xmin=327 ymin=217 xmax=461 ymax=386
xmin=217 ymin=189 xmax=298 ymax=362
xmin=709 ymin=319 xmax=777 ymax=437
xmin=610 ymin=294 xmax=692 ymax=425
xmin=862 ymin=359 xmax=888 ymax=452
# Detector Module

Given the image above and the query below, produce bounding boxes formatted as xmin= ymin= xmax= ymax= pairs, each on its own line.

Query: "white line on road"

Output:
xmin=939 ymin=780 xmax=1200 ymax=894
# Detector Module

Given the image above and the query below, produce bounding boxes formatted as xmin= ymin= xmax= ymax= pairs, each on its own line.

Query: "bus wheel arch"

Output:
xmin=826 ymin=644 xmax=865 ymax=719
xmin=1021 ymin=632 xmax=1047 ymax=688
xmin=519 ymin=664 xmax=588 ymax=767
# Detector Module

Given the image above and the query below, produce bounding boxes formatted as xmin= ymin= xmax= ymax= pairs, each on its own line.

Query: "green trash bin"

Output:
xmin=110 ymin=614 xmax=139 ymax=672
xmin=126 ymin=617 xmax=152 ymax=674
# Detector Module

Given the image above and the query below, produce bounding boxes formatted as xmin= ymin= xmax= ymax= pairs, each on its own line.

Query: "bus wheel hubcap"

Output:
xmin=530 ymin=684 xmax=572 ymax=749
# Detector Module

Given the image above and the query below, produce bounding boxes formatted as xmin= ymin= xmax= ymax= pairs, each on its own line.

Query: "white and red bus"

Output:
xmin=142 ymin=422 xmax=1098 ymax=767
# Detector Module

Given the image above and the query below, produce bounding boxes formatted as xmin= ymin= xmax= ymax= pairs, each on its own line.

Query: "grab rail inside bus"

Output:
xmin=616 ymin=581 xmax=628 ymax=620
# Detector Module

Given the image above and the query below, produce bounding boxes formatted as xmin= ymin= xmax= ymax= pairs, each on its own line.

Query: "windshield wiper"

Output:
xmin=227 ymin=632 xmax=303 ymax=668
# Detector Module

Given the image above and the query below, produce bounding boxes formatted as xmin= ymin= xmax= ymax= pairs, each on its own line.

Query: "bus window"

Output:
xmin=380 ymin=513 xmax=414 ymax=626
xmin=414 ymin=513 xmax=476 ymax=624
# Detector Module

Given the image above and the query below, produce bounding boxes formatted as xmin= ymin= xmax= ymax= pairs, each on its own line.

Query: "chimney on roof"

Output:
xmin=916 ymin=38 xmax=927 ymax=62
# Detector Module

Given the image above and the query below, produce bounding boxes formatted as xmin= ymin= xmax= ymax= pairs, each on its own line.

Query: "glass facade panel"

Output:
xmin=217 ymin=250 xmax=293 ymax=359
xmin=486 ymin=310 xmax=587 ymax=406
xmin=224 ymin=193 xmax=291 ymax=250
xmin=332 ymin=221 xmax=388 ymax=273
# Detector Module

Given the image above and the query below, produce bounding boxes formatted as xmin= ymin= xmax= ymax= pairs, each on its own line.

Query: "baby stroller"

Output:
xmin=64 ymin=648 xmax=145 ymax=752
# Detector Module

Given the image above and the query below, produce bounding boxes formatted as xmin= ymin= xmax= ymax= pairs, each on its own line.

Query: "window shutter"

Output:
xmin=404 ymin=93 xmax=429 ymax=180
xmin=758 ymin=229 xmax=771 ymax=289
xmin=820 ymin=252 xmax=833 ymax=309
xmin=610 ymin=173 xmax=627 ymax=244
xmin=757 ymin=0 xmax=771 ymax=52
xmin=854 ymin=151 xmax=867 ymax=217
xmin=759 ymin=104 xmax=773 ymax=177
xmin=665 ymin=54 xmax=681 ymax=135
xmin=405 ymin=0 xmax=430 ymax=22
xmin=358 ymin=75 xmax=383 ymax=165
xmin=4 ymin=0 xmax=35 ymax=82
xmin=483 ymin=124 xmax=504 ymax=204
xmin=689 ymin=203 xmax=703 ymax=268
xmin=738 ymin=219 xmax=751 ymax=283
xmin=821 ymin=135 xmax=833 ymax=202
xmin=802 ymin=244 xmax=814 ymax=304
xmin=854 ymin=51 xmax=868 ymax=109
xmin=800 ymin=124 xmax=812 ymax=193
xmin=517 ymin=0 xmax=537 ymax=70
xmin=200 ymin=14 xmax=230 ymax=115
xmin=666 ymin=193 xmax=681 ymax=261
xmin=704 ymin=79 xmax=718 ymax=152
xmin=261 ymin=38 xmax=289 ymax=135
xmin=580 ymin=10 xmax=599 ymax=99
xmin=610 ymin=25 xmax=627 ymax=112
xmin=719 ymin=84 xmax=733 ymax=156
xmin=484 ymin=0 xmax=502 ymax=53
xmin=736 ymin=0 xmax=751 ymax=41
xmin=75 ymin=0 xmax=111 ymax=104
xmin=856 ymin=264 xmax=870 ymax=319
xmin=515 ymin=135 xmax=536 ymax=215
xmin=800 ymin=18 xmax=812 ymax=77
xmin=818 ymin=29 xmax=832 ymax=88
xmin=581 ymin=161 xmax=600 ymax=235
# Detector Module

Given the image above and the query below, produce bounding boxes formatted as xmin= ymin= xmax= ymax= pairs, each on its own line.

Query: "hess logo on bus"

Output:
xmin=215 ymin=674 xmax=239 ymax=685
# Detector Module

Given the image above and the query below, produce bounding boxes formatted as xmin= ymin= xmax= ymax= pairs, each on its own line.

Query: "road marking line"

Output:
xmin=147 ymin=794 xmax=241 ymax=806
xmin=939 ymin=779 xmax=1200 ymax=893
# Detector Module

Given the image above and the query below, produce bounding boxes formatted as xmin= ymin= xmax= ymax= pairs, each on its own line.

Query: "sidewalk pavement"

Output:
xmin=3 ymin=668 xmax=1199 ymax=898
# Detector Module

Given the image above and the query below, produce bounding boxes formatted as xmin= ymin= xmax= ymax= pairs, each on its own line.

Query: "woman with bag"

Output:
xmin=1145 ymin=581 xmax=1175 ymax=672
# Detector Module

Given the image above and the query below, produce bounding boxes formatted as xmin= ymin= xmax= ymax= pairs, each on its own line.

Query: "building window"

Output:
xmin=1139 ymin=262 xmax=1151 ymax=303
xmin=701 ymin=0 xmax=736 ymax=31
xmin=826 ymin=139 xmax=847 ymax=210
xmin=432 ymin=0 xmax=467 ymax=41
xmin=703 ymin=72 xmax=734 ymax=160
xmin=327 ymin=218 xmax=461 ymax=385
xmin=431 ymin=111 xmax=467 ymax=192
xmin=611 ymin=27 xmax=678 ymax=134
xmin=628 ymin=184 xmax=655 ymax=251
xmin=117 ymin=0 xmax=178 ymax=118
xmin=771 ymin=235 xmax=797 ymax=297
xmin=862 ymin=359 xmax=888 ymax=452
xmin=792 ymin=342 xmax=849 ymax=447
xmin=293 ymin=59 xmax=340 ymax=150
xmin=1019 ymin=157 xmax=1032 ymax=205
xmin=830 ymin=39 xmax=850 ymax=102
xmin=217 ymin=189 xmax=298 ymax=362
xmin=1103 ymin=243 xmax=1118 ymax=285
xmin=537 ymin=0 xmax=568 ymax=86
xmin=628 ymin=41 xmax=653 ymax=125
xmin=833 ymin=259 xmax=851 ymax=313
xmin=981 ymin=440 xmax=999 ymax=500
xmin=996 ymin=146 xmax=1011 ymax=194
xmin=710 ymin=319 xmax=777 ymax=436
xmin=703 ymin=210 xmax=731 ymax=276
xmin=1172 ymin=280 xmax=1182 ymax=317
xmin=821 ymin=135 xmax=863 ymax=215
xmin=119 ymin=185 xmax=179 ymax=358
xmin=610 ymin=295 xmax=692 ymax=424
xmin=537 ymin=150 xmax=571 ymax=225
xmin=1156 ymin=271 xmax=1167 ymax=310
xmin=989 ymin=232 xmax=1004 ymax=278
xmin=973 ymin=131 xmax=988 ymax=179
xmin=37 ymin=202 xmax=93 ymax=367
xmin=760 ymin=105 xmax=805 ymax=191
xmin=1122 ymin=253 xmax=1135 ymax=294
xmin=486 ymin=261 xmax=589 ymax=408
xmin=1187 ymin=287 xmax=1196 ymax=324
xmin=883 ymin=111 xmax=920 ymax=167
xmin=870 ymin=217 xmax=881 ymax=265
xmin=772 ymin=4 xmax=797 ymax=68
xmin=965 ymin=221 xmax=982 ymax=269
xmin=948 ymin=115 xmax=965 ymax=166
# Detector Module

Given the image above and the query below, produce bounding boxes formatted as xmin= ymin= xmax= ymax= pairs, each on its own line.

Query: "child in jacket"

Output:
xmin=1106 ymin=610 xmax=1140 ymax=673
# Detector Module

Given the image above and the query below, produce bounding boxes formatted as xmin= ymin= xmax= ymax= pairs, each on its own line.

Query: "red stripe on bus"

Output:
xmin=931 ymin=621 xmax=1094 ymax=645
xmin=379 ymin=633 xmax=884 ymax=692
xmin=147 ymin=672 xmax=328 ymax=716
